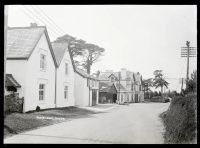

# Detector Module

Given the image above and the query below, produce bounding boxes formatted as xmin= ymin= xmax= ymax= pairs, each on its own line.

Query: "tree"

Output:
xmin=185 ymin=70 xmax=197 ymax=93
xmin=54 ymin=34 xmax=105 ymax=74
xmin=153 ymin=70 xmax=169 ymax=98
xmin=142 ymin=78 xmax=153 ymax=99
xmin=53 ymin=34 xmax=86 ymax=68
xmin=79 ymin=43 xmax=105 ymax=74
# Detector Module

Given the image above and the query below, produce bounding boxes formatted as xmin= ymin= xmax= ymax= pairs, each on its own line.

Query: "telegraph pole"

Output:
xmin=181 ymin=78 xmax=184 ymax=91
xmin=181 ymin=41 xmax=197 ymax=87
xmin=186 ymin=41 xmax=190 ymax=83
xmin=118 ymin=72 xmax=121 ymax=104
xmin=4 ymin=5 xmax=8 ymax=115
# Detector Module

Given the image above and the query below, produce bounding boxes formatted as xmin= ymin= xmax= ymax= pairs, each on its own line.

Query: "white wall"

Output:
xmin=6 ymin=60 xmax=27 ymax=99
xmin=74 ymin=73 xmax=89 ymax=107
xmin=56 ymin=50 xmax=75 ymax=107
xmin=24 ymin=33 xmax=56 ymax=112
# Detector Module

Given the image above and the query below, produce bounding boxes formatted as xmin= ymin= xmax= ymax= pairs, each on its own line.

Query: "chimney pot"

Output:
xmin=30 ymin=23 xmax=37 ymax=27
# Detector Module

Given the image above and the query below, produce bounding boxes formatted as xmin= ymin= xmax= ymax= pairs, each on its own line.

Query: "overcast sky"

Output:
xmin=7 ymin=5 xmax=197 ymax=92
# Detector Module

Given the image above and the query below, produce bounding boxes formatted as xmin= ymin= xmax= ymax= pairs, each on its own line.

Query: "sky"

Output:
xmin=7 ymin=5 xmax=197 ymax=92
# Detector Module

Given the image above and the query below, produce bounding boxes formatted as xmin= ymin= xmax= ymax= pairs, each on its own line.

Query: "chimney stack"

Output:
xmin=30 ymin=23 xmax=38 ymax=27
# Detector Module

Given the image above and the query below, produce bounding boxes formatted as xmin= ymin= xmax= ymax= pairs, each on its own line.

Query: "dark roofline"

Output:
xmin=7 ymin=57 xmax=28 ymax=60
xmin=43 ymin=27 xmax=58 ymax=67
xmin=108 ymin=73 xmax=118 ymax=78
xmin=26 ymin=27 xmax=45 ymax=60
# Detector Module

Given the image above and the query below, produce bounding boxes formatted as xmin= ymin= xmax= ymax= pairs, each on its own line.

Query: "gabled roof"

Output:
xmin=114 ymin=83 xmax=126 ymax=91
xmin=99 ymin=81 xmax=125 ymax=92
xmin=51 ymin=42 xmax=68 ymax=67
xmin=6 ymin=26 xmax=57 ymax=67
xmin=5 ymin=74 xmax=21 ymax=88
xmin=99 ymin=82 xmax=113 ymax=92
xmin=99 ymin=71 xmax=142 ymax=83
xmin=99 ymin=72 xmax=120 ymax=81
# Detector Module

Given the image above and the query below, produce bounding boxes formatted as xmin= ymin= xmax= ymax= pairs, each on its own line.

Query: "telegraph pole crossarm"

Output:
xmin=180 ymin=41 xmax=197 ymax=88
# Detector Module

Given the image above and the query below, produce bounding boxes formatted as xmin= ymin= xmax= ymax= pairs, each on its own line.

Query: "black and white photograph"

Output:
xmin=3 ymin=5 xmax=197 ymax=144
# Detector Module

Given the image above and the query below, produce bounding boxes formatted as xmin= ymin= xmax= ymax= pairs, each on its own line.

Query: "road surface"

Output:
xmin=4 ymin=102 xmax=170 ymax=144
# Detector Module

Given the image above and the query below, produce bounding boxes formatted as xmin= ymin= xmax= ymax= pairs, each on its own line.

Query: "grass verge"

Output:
xmin=4 ymin=106 xmax=98 ymax=138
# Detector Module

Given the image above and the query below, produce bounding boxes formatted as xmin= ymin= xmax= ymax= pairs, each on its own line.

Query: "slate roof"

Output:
xmin=6 ymin=26 xmax=57 ymax=66
xmin=99 ymin=81 xmax=125 ymax=93
xmin=7 ymin=27 xmax=45 ymax=59
xmin=99 ymin=72 xmax=120 ymax=81
xmin=5 ymin=74 xmax=21 ymax=88
xmin=99 ymin=82 xmax=113 ymax=92
xmin=99 ymin=71 xmax=142 ymax=82
xmin=51 ymin=42 xmax=68 ymax=67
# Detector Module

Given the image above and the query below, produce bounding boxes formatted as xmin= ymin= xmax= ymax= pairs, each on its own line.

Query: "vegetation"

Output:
xmin=161 ymin=70 xmax=197 ymax=144
xmin=4 ymin=107 xmax=97 ymax=137
xmin=142 ymin=78 xmax=153 ymax=99
xmin=53 ymin=34 xmax=105 ymax=74
xmin=185 ymin=70 xmax=197 ymax=93
xmin=153 ymin=70 xmax=169 ymax=98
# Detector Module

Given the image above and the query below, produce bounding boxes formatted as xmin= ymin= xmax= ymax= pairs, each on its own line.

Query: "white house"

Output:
xmin=6 ymin=25 xmax=57 ymax=112
xmin=73 ymin=68 xmax=99 ymax=107
xmin=51 ymin=42 xmax=75 ymax=107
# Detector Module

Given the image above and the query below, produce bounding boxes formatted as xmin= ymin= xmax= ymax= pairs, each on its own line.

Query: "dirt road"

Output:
xmin=4 ymin=102 xmax=170 ymax=144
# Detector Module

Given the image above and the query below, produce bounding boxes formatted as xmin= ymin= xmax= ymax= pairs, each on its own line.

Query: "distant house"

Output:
xmin=98 ymin=68 xmax=144 ymax=104
xmin=6 ymin=25 xmax=57 ymax=112
xmin=51 ymin=42 xmax=75 ymax=108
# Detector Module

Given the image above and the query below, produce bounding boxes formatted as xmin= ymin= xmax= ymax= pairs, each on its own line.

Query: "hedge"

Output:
xmin=5 ymin=93 xmax=24 ymax=113
xmin=162 ymin=93 xmax=197 ymax=143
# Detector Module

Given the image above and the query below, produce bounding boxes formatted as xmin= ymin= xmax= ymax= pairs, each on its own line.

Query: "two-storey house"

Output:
xmin=51 ymin=42 xmax=75 ymax=107
xmin=6 ymin=25 xmax=57 ymax=112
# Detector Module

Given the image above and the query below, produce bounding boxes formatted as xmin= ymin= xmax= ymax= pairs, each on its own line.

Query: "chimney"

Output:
xmin=30 ymin=23 xmax=38 ymax=27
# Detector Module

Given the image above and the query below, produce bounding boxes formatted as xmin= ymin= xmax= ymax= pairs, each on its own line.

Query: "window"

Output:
xmin=40 ymin=54 xmax=46 ymax=70
xmin=126 ymin=80 xmax=131 ymax=88
xmin=65 ymin=63 xmax=68 ymax=75
xmin=39 ymin=84 xmax=45 ymax=101
xmin=64 ymin=86 xmax=68 ymax=100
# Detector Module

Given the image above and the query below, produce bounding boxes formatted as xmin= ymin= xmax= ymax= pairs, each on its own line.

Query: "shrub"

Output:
xmin=164 ymin=98 xmax=170 ymax=103
xmin=162 ymin=93 xmax=197 ymax=143
xmin=150 ymin=96 xmax=163 ymax=102
xmin=5 ymin=94 xmax=24 ymax=113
